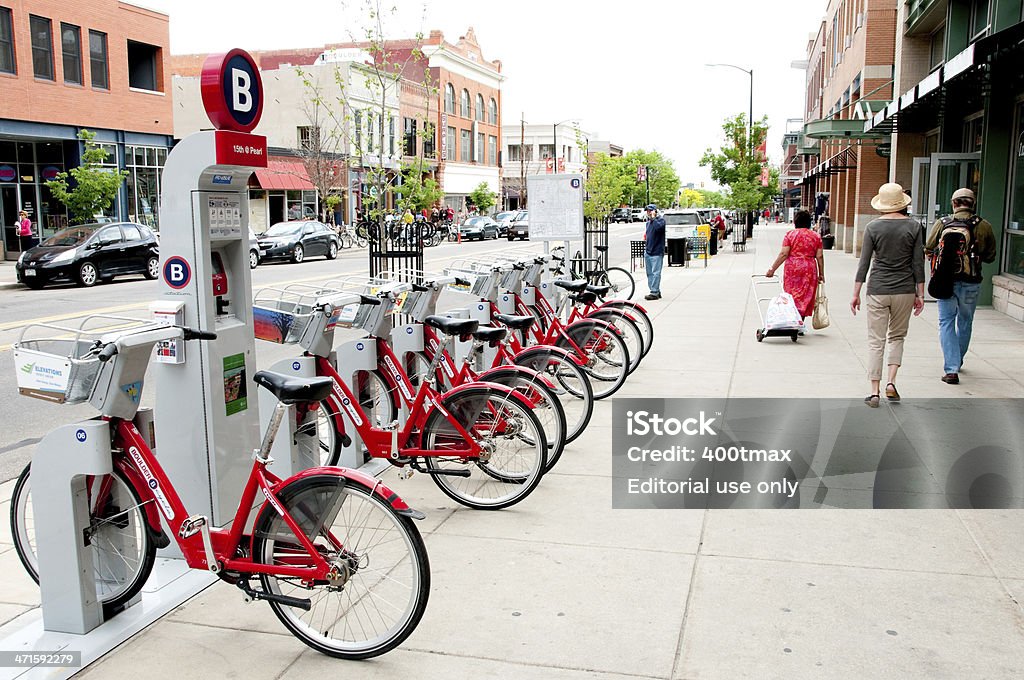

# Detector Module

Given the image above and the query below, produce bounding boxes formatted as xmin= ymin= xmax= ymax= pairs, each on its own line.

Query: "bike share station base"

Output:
xmin=0 ymin=50 xmax=270 ymax=679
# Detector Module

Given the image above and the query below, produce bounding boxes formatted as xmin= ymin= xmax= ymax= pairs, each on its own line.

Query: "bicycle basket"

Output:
xmin=13 ymin=338 xmax=102 ymax=404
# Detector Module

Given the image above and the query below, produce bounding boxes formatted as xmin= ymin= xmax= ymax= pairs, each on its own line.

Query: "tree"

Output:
xmin=584 ymin=153 xmax=629 ymax=219
xmin=468 ymin=182 xmax=496 ymax=214
xmin=621 ymin=149 xmax=680 ymax=208
xmin=697 ymin=188 xmax=728 ymax=207
xmin=699 ymin=114 xmax=779 ymax=214
xmin=679 ymin=188 xmax=703 ymax=207
xmin=395 ymin=168 xmax=443 ymax=212
xmin=46 ymin=130 xmax=128 ymax=224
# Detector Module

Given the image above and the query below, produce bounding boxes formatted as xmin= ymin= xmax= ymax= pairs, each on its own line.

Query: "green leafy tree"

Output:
xmin=395 ymin=169 xmax=443 ymax=212
xmin=584 ymin=153 xmax=629 ymax=219
xmin=621 ymin=149 xmax=680 ymax=208
xmin=679 ymin=188 xmax=703 ymax=207
xmin=697 ymin=188 xmax=728 ymax=207
xmin=46 ymin=130 xmax=128 ymax=224
xmin=699 ymin=114 xmax=779 ymax=213
xmin=468 ymin=182 xmax=496 ymax=214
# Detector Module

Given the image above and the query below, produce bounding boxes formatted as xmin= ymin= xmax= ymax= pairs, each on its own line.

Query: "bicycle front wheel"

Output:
xmin=599 ymin=266 xmax=635 ymax=301
xmin=511 ymin=347 xmax=593 ymax=444
xmin=588 ymin=309 xmax=644 ymax=375
xmin=555 ymin=319 xmax=631 ymax=399
xmin=253 ymin=476 xmax=429 ymax=659
xmin=10 ymin=463 xmax=156 ymax=617
xmin=422 ymin=386 xmax=547 ymax=510
xmin=599 ymin=301 xmax=654 ymax=358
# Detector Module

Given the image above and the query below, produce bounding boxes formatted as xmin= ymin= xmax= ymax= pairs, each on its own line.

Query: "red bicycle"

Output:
xmin=11 ymin=321 xmax=429 ymax=659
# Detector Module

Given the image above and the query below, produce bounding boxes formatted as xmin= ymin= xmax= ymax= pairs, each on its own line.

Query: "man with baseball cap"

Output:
xmin=643 ymin=204 xmax=665 ymax=300
xmin=924 ymin=187 xmax=997 ymax=385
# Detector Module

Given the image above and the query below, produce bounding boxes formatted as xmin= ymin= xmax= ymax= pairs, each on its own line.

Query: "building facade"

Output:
xmin=861 ymin=0 xmax=1024 ymax=317
xmin=501 ymin=122 xmax=591 ymax=210
xmin=0 ymin=0 xmax=172 ymax=257
xmin=799 ymin=0 xmax=898 ymax=256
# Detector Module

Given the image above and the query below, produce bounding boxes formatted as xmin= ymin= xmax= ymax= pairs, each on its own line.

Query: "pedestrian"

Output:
xmin=923 ymin=187 xmax=997 ymax=385
xmin=765 ymin=209 xmax=823 ymax=329
xmin=850 ymin=183 xmax=926 ymax=407
xmin=643 ymin=204 xmax=665 ymax=301
xmin=16 ymin=210 xmax=34 ymax=251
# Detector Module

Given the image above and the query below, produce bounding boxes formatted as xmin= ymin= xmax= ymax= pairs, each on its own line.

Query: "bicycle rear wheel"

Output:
xmin=422 ymin=386 xmax=547 ymax=509
xmin=555 ymin=319 xmax=630 ymax=399
xmin=253 ymin=476 xmax=429 ymax=659
xmin=588 ymin=309 xmax=644 ymax=374
xmin=10 ymin=463 xmax=156 ymax=616
xmin=599 ymin=301 xmax=654 ymax=358
xmin=478 ymin=366 xmax=567 ymax=472
xmin=599 ymin=266 xmax=635 ymax=301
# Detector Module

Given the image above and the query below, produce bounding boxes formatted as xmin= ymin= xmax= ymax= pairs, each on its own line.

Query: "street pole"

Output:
xmin=553 ymin=122 xmax=557 ymax=175
xmin=646 ymin=174 xmax=650 ymax=206
xmin=748 ymin=68 xmax=754 ymax=238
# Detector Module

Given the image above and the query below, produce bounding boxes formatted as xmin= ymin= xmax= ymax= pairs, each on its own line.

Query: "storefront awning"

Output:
xmin=863 ymin=22 xmax=1024 ymax=136
xmin=252 ymin=159 xmax=315 ymax=191
xmin=801 ymin=146 xmax=857 ymax=183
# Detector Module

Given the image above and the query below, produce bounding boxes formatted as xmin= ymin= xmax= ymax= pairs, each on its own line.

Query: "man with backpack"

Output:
xmin=924 ymin=188 xmax=997 ymax=385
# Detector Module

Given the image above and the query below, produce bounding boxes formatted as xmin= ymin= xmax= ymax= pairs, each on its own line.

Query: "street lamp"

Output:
xmin=552 ymin=118 xmax=578 ymax=174
xmin=707 ymin=63 xmax=754 ymax=236
xmin=706 ymin=63 xmax=754 ymax=160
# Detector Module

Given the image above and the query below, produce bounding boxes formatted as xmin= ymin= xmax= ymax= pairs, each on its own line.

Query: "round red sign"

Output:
xmin=200 ymin=48 xmax=263 ymax=133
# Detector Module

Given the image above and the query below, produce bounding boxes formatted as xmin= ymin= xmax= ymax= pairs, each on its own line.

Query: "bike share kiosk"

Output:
xmin=153 ymin=49 xmax=268 ymax=528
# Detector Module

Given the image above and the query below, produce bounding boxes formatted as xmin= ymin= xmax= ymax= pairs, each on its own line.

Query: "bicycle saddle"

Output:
xmin=594 ymin=245 xmax=608 ymax=252
xmin=492 ymin=313 xmax=535 ymax=331
xmin=253 ymin=371 xmax=335 ymax=404
xmin=424 ymin=315 xmax=479 ymax=337
xmin=586 ymin=284 xmax=612 ymax=297
xmin=570 ymin=291 xmax=599 ymax=306
xmin=472 ymin=326 xmax=508 ymax=344
xmin=554 ymin=279 xmax=589 ymax=293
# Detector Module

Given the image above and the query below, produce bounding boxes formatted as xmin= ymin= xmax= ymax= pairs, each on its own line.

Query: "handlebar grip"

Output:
xmin=513 ymin=263 xmax=526 ymax=271
xmin=98 ymin=343 xmax=119 ymax=362
xmin=551 ymin=255 xmax=565 ymax=262
xmin=411 ymin=283 xmax=430 ymax=292
xmin=182 ymin=328 xmax=218 ymax=341
xmin=360 ymin=295 xmax=382 ymax=306
xmin=455 ymin=277 xmax=470 ymax=287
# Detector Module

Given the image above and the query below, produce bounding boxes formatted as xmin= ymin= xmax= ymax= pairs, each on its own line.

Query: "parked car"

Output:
xmin=631 ymin=207 xmax=645 ymax=222
xmin=662 ymin=209 xmax=707 ymax=239
xmin=458 ymin=216 xmax=499 ymax=241
xmin=507 ymin=210 xmax=529 ymax=240
xmin=610 ymin=207 xmax=632 ymax=223
xmin=16 ymin=222 xmax=159 ymax=289
xmin=493 ymin=211 xmax=517 ymax=236
xmin=248 ymin=228 xmax=262 ymax=269
xmin=257 ymin=220 xmax=340 ymax=263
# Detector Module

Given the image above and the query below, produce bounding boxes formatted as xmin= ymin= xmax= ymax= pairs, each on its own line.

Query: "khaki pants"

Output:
xmin=866 ymin=294 xmax=915 ymax=381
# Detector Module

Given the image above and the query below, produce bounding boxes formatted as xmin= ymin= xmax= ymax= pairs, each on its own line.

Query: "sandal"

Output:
xmin=885 ymin=383 xmax=900 ymax=401
xmin=863 ymin=394 xmax=880 ymax=408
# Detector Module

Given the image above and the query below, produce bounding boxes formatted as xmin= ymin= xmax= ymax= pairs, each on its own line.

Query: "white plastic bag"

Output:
xmin=764 ymin=292 xmax=803 ymax=331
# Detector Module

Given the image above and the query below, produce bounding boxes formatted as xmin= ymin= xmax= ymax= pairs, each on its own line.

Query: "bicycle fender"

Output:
xmin=279 ymin=467 xmax=425 ymax=520
xmin=432 ymin=380 xmax=535 ymax=415
xmin=477 ymin=365 xmax=557 ymax=392
xmin=598 ymin=300 xmax=649 ymax=315
xmin=514 ymin=344 xmax=587 ymax=368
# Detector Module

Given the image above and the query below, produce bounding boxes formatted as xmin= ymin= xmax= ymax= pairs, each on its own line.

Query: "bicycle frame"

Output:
xmin=106 ymin=416 xmax=412 ymax=581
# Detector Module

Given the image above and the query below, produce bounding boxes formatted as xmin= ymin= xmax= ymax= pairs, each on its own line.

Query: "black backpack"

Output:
xmin=928 ymin=215 xmax=981 ymax=299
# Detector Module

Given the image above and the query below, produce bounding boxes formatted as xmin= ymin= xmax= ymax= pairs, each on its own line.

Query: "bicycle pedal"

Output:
xmin=178 ymin=514 xmax=208 ymax=538
xmin=179 ymin=514 xmax=220 ymax=573
xmin=397 ymin=468 xmax=414 ymax=480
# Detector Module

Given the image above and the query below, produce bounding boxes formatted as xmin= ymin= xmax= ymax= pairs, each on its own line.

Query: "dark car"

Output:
xmin=16 ymin=222 xmax=159 ymax=289
xmin=610 ymin=207 xmax=632 ymax=223
xmin=248 ymin=228 xmax=262 ymax=269
xmin=507 ymin=210 xmax=529 ymax=240
xmin=458 ymin=216 xmax=499 ymax=241
xmin=257 ymin=220 xmax=340 ymax=263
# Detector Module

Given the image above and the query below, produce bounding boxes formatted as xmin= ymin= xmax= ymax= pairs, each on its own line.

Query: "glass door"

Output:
xmin=927 ymin=152 xmax=981 ymax=226
xmin=2 ymin=184 xmax=21 ymax=259
xmin=910 ymin=156 xmax=931 ymax=226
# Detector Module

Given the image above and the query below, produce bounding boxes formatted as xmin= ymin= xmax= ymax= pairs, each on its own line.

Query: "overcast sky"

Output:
xmin=136 ymin=0 xmax=826 ymax=188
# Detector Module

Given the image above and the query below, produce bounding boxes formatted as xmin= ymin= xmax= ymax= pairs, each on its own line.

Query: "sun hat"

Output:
xmin=870 ymin=183 xmax=912 ymax=213
xmin=952 ymin=187 xmax=975 ymax=201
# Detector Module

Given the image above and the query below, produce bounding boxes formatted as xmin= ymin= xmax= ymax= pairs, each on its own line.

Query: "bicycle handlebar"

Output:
xmin=183 ymin=328 xmax=218 ymax=341
xmin=98 ymin=343 xmax=119 ymax=362
xmin=96 ymin=325 xmax=216 ymax=362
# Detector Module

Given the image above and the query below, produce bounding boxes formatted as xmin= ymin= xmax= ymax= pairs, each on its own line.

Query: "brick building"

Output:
xmin=0 ymin=0 xmax=172 ymax=257
xmin=798 ymin=0 xmax=897 ymax=255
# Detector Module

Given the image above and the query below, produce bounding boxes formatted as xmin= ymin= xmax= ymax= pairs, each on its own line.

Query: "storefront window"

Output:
xmin=125 ymin=144 xmax=166 ymax=229
xmin=1006 ymin=103 xmax=1024 ymax=278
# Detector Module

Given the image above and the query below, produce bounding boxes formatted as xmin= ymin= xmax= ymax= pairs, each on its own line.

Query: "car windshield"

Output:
xmin=664 ymin=213 xmax=701 ymax=226
xmin=41 ymin=225 xmax=99 ymax=247
xmin=515 ymin=211 xmax=528 ymax=220
xmin=264 ymin=222 xmax=303 ymax=237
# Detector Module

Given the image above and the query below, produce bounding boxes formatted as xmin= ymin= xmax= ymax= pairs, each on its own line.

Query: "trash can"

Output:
xmin=822 ymin=234 xmax=835 ymax=250
xmin=667 ymin=238 xmax=687 ymax=266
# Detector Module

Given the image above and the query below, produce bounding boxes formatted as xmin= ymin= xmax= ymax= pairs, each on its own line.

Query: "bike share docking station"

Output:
xmin=0 ymin=49 xmax=271 ymax=677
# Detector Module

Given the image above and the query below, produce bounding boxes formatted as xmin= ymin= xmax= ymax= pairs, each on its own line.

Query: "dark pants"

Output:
xmin=19 ymin=234 xmax=36 ymax=251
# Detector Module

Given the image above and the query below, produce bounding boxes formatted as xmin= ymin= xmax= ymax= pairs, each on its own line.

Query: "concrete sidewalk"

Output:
xmin=1 ymin=223 xmax=1022 ymax=678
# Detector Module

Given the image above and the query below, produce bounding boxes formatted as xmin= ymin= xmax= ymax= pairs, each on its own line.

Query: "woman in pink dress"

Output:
xmin=765 ymin=209 xmax=824 ymax=323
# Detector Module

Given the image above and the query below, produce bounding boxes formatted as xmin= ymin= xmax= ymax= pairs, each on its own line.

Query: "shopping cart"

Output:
xmin=750 ymin=276 xmax=802 ymax=343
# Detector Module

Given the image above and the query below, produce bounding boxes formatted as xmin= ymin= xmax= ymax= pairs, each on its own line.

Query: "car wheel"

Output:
xmin=508 ymin=234 xmax=515 ymax=241
xmin=78 ymin=261 xmax=99 ymax=287
xmin=292 ymin=244 xmax=304 ymax=263
xmin=249 ymin=249 xmax=260 ymax=269
xmin=145 ymin=255 xmax=159 ymax=280
xmin=326 ymin=242 xmax=338 ymax=260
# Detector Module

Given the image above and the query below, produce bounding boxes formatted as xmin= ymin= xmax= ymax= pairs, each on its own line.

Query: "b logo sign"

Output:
xmin=163 ymin=256 xmax=192 ymax=290
xmin=201 ymin=49 xmax=263 ymax=133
